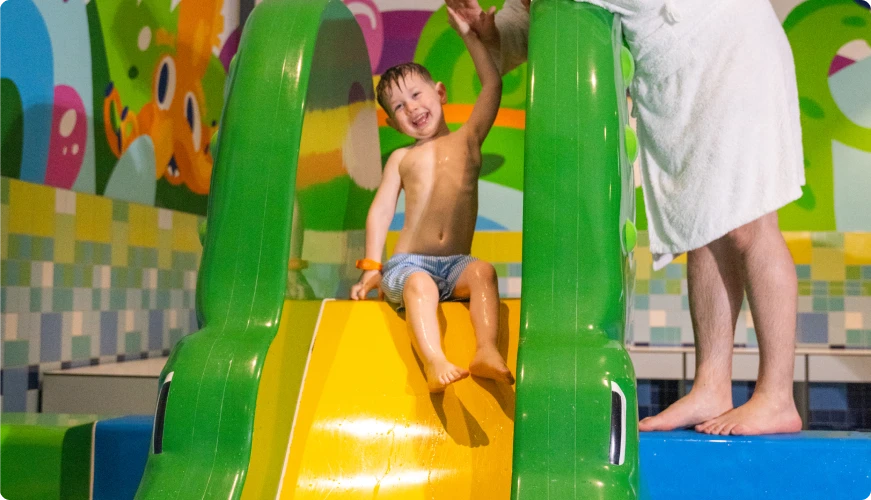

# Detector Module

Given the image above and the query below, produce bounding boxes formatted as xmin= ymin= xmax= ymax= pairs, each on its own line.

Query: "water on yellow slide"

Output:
xmin=277 ymin=300 xmax=520 ymax=499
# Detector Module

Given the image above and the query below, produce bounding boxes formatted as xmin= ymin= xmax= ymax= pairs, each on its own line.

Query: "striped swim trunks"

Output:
xmin=381 ymin=253 xmax=477 ymax=308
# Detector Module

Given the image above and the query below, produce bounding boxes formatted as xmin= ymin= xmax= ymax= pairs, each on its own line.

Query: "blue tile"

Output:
xmin=795 ymin=265 xmax=811 ymax=280
xmin=1 ymin=367 xmax=28 ymax=411
xmin=665 ymin=264 xmax=684 ymax=279
xmin=635 ymin=295 xmax=649 ymax=310
xmin=637 ymin=380 xmax=651 ymax=405
xmin=797 ymin=313 xmax=828 ymax=344
xmin=148 ymin=310 xmax=164 ymax=350
xmin=862 ymin=266 xmax=871 ymax=280
xmin=732 ymin=382 xmax=755 ymax=407
xmin=40 ymin=313 xmax=62 ymax=362
xmin=650 ymin=280 xmax=666 ymax=294
xmin=100 ymin=311 xmax=118 ymax=355
xmin=809 ymin=383 xmax=848 ymax=411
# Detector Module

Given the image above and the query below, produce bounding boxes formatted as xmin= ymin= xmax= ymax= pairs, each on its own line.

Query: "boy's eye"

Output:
xmin=394 ymin=104 xmax=402 ymax=111
xmin=413 ymin=92 xmax=420 ymax=98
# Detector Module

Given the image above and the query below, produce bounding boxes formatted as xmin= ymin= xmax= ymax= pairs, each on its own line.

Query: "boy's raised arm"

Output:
xmin=448 ymin=7 xmax=503 ymax=146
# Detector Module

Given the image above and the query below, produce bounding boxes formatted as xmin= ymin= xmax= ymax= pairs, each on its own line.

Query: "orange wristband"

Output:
xmin=356 ymin=258 xmax=383 ymax=271
xmin=288 ymin=258 xmax=309 ymax=271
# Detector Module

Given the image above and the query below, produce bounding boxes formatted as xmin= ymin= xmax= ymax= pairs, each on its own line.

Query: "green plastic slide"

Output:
xmin=513 ymin=1 xmax=640 ymax=498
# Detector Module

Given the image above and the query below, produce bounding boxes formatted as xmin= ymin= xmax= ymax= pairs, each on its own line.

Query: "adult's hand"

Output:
xmin=444 ymin=0 xmax=499 ymax=46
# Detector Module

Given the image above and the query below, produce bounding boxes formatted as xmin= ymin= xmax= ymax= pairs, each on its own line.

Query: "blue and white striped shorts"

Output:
xmin=381 ymin=253 xmax=477 ymax=307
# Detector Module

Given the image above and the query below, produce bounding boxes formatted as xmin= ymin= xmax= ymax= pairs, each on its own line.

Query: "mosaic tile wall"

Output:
xmin=469 ymin=231 xmax=871 ymax=350
xmin=1 ymin=178 xmax=203 ymax=412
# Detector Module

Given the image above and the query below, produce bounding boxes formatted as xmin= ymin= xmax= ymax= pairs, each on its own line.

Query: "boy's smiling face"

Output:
xmin=384 ymin=74 xmax=448 ymax=140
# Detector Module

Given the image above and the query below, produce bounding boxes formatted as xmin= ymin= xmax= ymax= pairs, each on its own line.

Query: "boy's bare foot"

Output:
xmin=639 ymin=387 xmax=732 ymax=431
xmin=425 ymin=359 xmax=470 ymax=393
xmin=695 ymin=394 xmax=802 ymax=435
xmin=469 ymin=348 xmax=515 ymax=385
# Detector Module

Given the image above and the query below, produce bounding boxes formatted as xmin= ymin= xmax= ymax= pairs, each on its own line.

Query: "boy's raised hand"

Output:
xmin=350 ymin=269 xmax=383 ymax=301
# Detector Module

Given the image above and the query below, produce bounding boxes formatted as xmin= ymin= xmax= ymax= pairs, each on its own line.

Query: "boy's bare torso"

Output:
xmin=393 ymin=129 xmax=480 ymax=257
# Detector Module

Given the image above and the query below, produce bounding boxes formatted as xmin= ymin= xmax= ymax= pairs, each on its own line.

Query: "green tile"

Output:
xmin=110 ymin=289 xmax=126 ymax=310
xmin=1 ymin=288 xmax=6 ymax=312
xmin=92 ymin=289 xmax=102 ymax=310
xmin=156 ymin=290 xmax=170 ymax=309
xmin=53 ymin=288 xmax=73 ymax=312
xmin=8 ymin=234 xmax=30 ymax=259
xmin=846 ymin=330 xmax=865 ymax=347
xmin=30 ymin=288 xmax=42 ymax=313
xmin=112 ymin=200 xmax=129 ymax=222
xmin=863 ymin=282 xmax=871 ymax=296
xmin=96 ymin=243 xmax=112 ymax=265
xmin=3 ymin=340 xmax=29 ymax=367
xmin=828 ymin=297 xmax=844 ymax=311
xmin=812 ymin=297 xmax=828 ymax=312
xmin=144 ymin=248 xmax=158 ymax=268
xmin=651 ymin=267 xmax=667 ymax=279
xmin=31 ymin=237 xmax=43 ymax=261
xmin=72 ymin=336 xmax=91 ymax=360
xmin=1 ymin=177 xmax=9 ymax=204
xmin=158 ymin=270 xmax=171 ymax=290
xmin=63 ymin=265 xmax=74 ymax=288
xmin=666 ymin=280 xmax=681 ymax=295
xmin=125 ymin=331 xmax=142 ymax=354
xmin=847 ymin=266 xmax=861 ymax=280
xmin=141 ymin=290 xmax=151 ymax=309
xmin=75 ymin=241 xmax=93 ymax=265
xmin=130 ymin=268 xmax=142 ymax=288
xmin=111 ymin=267 xmax=125 ymax=288
xmin=798 ymin=281 xmax=812 ymax=296
xmin=829 ymin=282 xmax=844 ymax=297
xmin=127 ymin=248 xmax=139 ymax=268
xmin=635 ymin=280 xmax=649 ymax=294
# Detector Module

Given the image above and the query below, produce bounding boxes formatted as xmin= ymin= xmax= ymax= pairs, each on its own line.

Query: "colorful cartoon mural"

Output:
xmin=355 ymin=0 xmax=871 ymax=232
xmin=0 ymin=0 xmax=237 ymax=215
xmin=0 ymin=0 xmax=867 ymax=225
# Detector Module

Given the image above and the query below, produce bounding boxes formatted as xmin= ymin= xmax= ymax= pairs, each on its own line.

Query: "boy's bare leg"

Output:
xmin=404 ymin=272 xmax=469 ymax=392
xmin=453 ymin=261 xmax=514 ymax=384
xmin=639 ymin=238 xmax=741 ymax=431
xmin=696 ymin=213 xmax=802 ymax=435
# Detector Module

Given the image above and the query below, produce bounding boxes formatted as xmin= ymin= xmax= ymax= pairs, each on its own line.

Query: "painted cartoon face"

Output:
xmin=384 ymin=74 xmax=447 ymax=140
xmin=145 ymin=54 xmax=213 ymax=194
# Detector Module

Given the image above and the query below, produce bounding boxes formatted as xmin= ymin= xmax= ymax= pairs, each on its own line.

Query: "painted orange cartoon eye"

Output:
xmin=155 ymin=56 xmax=177 ymax=110
xmin=184 ymin=91 xmax=202 ymax=151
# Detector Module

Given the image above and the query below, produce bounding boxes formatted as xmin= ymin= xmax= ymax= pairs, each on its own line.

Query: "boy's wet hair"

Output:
xmin=376 ymin=62 xmax=434 ymax=114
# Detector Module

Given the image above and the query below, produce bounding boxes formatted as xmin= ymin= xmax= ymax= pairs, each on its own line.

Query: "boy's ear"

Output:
xmin=435 ymin=82 xmax=447 ymax=104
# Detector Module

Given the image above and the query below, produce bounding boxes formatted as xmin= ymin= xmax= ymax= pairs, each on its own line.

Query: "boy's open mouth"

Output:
xmin=412 ymin=112 xmax=430 ymax=129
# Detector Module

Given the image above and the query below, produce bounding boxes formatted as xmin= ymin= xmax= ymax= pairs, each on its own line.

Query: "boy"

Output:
xmin=350 ymin=8 xmax=514 ymax=393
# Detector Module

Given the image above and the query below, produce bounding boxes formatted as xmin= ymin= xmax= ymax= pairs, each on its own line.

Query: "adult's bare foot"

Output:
xmin=426 ymin=359 xmax=470 ymax=393
xmin=695 ymin=394 xmax=802 ymax=435
xmin=469 ymin=347 xmax=515 ymax=385
xmin=639 ymin=387 xmax=733 ymax=432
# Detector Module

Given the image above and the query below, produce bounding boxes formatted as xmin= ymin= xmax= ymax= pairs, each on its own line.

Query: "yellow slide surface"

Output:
xmin=278 ymin=300 xmax=521 ymax=499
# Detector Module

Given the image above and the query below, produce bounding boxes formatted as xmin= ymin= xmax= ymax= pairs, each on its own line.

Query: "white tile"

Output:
xmin=42 ymin=262 xmax=54 ymax=288
xmin=72 ymin=311 xmax=83 ymax=336
xmin=4 ymin=313 xmax=19 ymax=340
xmin=845 ymin=312 xmax=864 ymax=330
xmin=125 ymin=310 xmax=135 ymax=331
xmin=101 ymin=266 xmax=111 ymax=288
xmin=629 ymin=350 xmax=683 ymax=379
xmin=649 ymin=310 xmax=666 ymax=327
xmin=158 ymin=209 xmax=173 ymax=230
xmin=169 ymin=310 xmax=178 ymax=329
xmin=686 ymin=352 xmax=806 ymax=381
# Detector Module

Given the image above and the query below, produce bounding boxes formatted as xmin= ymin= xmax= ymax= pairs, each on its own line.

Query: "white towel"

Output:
xmin=497 ymin=0 xmax=806 ymax=270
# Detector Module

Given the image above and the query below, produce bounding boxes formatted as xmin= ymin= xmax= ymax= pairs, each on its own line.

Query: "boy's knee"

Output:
xmin=467 ymin=261 xmax=497 ymax=282
xmin=403 ymin=272 xmax=434 ymax=297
